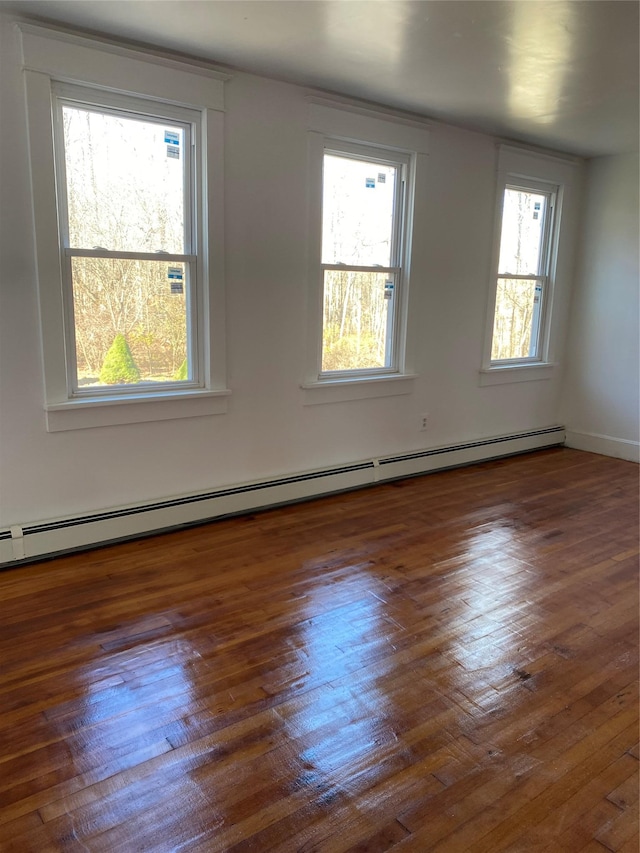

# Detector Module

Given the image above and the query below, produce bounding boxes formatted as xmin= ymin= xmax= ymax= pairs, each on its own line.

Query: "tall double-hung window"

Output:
xmin=21 ymin=24 xmax=228 ymax=430
xmin=304 ymin=101 xmax=429 ymax=399
xmin=490 ymin=180 xmax=557 ymax=363
xmin=481 ymin=145 xmax=579 ymax=383
xmin=54 ymin=86 xmax=200 ymax=392
xmin=320 ymin=144 xmax=408 ymax=375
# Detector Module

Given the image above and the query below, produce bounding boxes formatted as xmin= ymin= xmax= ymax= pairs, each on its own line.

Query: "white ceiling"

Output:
xmin=2 ymin=0 xmax=638 ymax=157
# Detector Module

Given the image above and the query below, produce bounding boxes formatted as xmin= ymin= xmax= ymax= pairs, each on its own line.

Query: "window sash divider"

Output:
xmin=64 ymin=248 xmax=197 ymax=263
xmin=321 ymin=264 xmax=400 ymax=275
xmin=496 ymin=273 xmax=547 ymax=282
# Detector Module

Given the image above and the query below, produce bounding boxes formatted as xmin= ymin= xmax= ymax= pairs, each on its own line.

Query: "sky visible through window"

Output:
xmin=498 ymin=188 xmax=546 ymax=276
xmin=322 ymin=154 xmax=396 ymax=266
xmin=63 ymin=106 xmax=186 ymax=253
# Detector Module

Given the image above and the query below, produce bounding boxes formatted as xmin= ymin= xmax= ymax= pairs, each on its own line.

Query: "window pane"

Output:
xmin=322 ymin=270 xmax=393 ymax=371
xmin=62 ymin=106 xmax=186 ymax=253
xmin=491 ymin=278 xmax=542 ymax=361
xmin=322 ymin=154 xmax=397 ymax=266
xmin=498 ymin=189 xmax=547 ymax=275
xmin=71 ymin=257 xmax=189 ymax=388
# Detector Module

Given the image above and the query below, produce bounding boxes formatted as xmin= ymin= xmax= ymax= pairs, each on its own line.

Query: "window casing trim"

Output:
xmin=305 ymin=114 xmax=425 ymax=392
xmin=18 ymin=22 xmax=228 ymax=107
xmin=21 ymin=26 xmax=228 ymax=429
xmin=482 ymin=149 xmax=566 ymax=375
xmin=305 ymin=102 xmax=428 ymax=400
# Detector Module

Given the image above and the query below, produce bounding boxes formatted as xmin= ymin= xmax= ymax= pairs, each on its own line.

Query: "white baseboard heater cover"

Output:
xmin=0 ymin=426 xmax=565 ymax=565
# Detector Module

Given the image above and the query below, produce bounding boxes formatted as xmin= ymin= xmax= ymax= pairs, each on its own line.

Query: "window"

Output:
xmin=480 ymin=144 xmax=581 ymax=385
xmin=21 ymin=24 xmax=228 ymax=429
xmin=303 ymin=100 xmax=428 ymax=400
xmin=320 ymin=143 xmax=408 ymax=376
xmin=53 ymin=86 xmax=201 ymax=394
xmin=490 ymin=181 xmax=557 ymax=362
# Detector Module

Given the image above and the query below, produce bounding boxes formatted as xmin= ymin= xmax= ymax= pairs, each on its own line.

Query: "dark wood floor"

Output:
xmin=0 ymin=448 xmax=638 ymax=852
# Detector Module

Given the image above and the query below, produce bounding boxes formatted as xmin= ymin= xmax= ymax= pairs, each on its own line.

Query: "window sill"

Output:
xmin=301 ymin=373 xmax=417 ymax=405
xmin=479 ymin=363 xmax=555 ymax=386
xmin=45 ymin=388 xmax=231 ymax=431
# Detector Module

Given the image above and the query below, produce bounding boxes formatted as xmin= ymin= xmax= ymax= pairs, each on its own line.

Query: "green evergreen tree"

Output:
xmin=99 ymin=334 xmax=140 ymax=384
xmin=174 ymin=358 xmax=188 ymax=380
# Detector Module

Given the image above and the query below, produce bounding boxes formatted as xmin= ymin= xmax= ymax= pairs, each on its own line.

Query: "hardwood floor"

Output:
xmin=0 ymin=447 xmax=638 ymax=852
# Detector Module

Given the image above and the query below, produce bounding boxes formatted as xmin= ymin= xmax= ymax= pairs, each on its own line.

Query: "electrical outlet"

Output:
xmin=419 ymin=413 xmax=429 ymax=431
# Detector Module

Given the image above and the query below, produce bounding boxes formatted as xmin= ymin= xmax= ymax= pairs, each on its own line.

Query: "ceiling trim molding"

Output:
xmin=497 ymin=142 xmax=582 ymax=168
xmin=16 ymin=21 xmax=231 ymax=82
xmin=306 ymin=95 xmax=434 ymax=133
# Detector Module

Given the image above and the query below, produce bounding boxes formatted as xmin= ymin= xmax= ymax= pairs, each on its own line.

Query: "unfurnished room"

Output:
xmin=0 ymin=1 xmax=638 ymax=850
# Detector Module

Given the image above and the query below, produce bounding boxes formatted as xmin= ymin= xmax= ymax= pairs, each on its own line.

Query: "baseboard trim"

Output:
xmin=564 ymin=430 xmax=640 ymax=463
xmin=1 ymin=426 xmax=565 ymax=566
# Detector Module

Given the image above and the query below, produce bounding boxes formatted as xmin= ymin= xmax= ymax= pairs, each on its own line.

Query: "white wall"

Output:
xmin=562 ymin=154 xmax=640 ymax=461
xmin=0 ymin=16 xmax=584 ymax=533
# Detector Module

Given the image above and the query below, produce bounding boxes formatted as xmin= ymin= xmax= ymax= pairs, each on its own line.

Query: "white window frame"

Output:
xmin=319 ymin=140 xmax=410 ymax=380
xmin=52 ymin=83 xmax=205 ymax=397
xmin=480 ymin=145 xmax=579 ymax=386
xmin=302 ymin=99 xmax=429 ymax=404
xmin=19 ymin=24 xmax=229 ymax=430
xmin=489 ymin=176 xmax=558 ymax=366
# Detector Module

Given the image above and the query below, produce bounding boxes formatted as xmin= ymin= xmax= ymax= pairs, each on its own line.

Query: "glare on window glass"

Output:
xmin=498 ymin=188 xmax=547 ymax=276
xmin=62 ymin=106 xmax=186 ymax=254
xmin=322 ymin=154 xmax=397 ymax=266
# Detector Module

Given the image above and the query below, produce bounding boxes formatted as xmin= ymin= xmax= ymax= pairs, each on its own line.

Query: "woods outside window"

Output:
xmin=53 ymin=85 xmax=202 ymax=395
xmin=490 ymin=179 xmax=558 ymax=364
xmin=319 ymin=142 xmax=409 ymax=378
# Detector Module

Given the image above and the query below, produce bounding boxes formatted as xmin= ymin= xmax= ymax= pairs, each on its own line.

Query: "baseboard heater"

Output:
xmin=0 ymin=425 xmax=565 ymax=566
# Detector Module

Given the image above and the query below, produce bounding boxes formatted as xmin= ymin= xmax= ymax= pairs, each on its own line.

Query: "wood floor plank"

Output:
xmin=433 ymin=710 xmax=638 ymax=852
xmin=595 ymin=802 xmax=640 ymax=851
xmin=617 ymin=833 xmax=640 ymax=853
xmin=606 ymin=772 xmax=639 ymax=811
xmin=0 ymin=448 xmax=637 ymax=851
